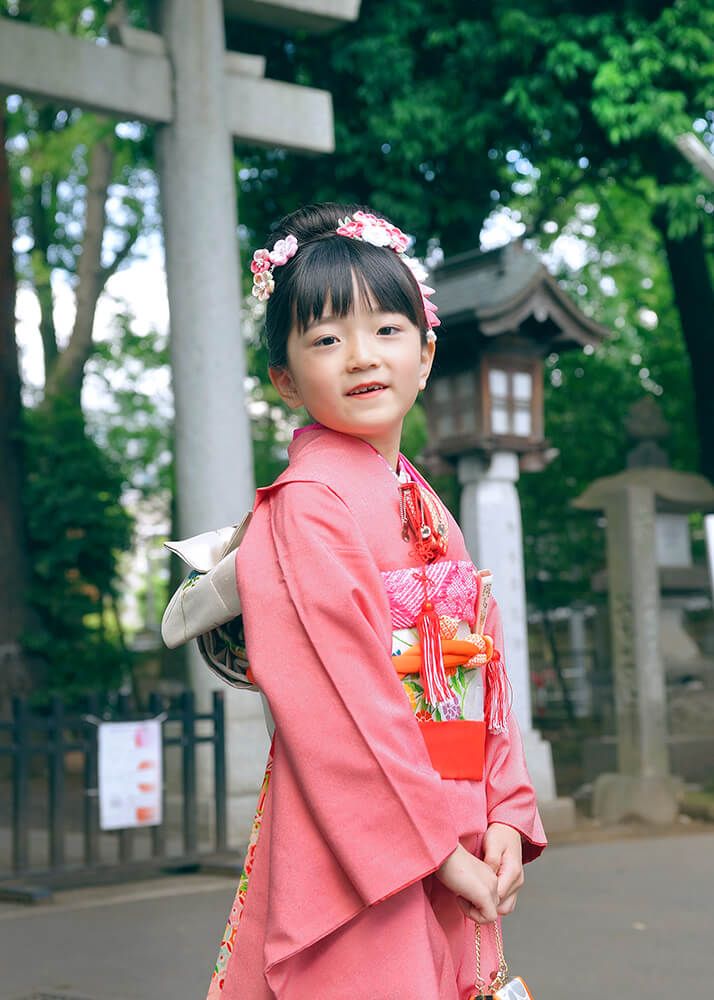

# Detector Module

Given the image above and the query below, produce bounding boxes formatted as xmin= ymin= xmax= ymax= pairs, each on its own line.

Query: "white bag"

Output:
xmin=161 ymin=514 xmax=255 ymax=690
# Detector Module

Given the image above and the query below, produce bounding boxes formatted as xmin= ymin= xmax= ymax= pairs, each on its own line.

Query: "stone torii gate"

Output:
xmin=0 ymin=0 xmax=360 ymax=840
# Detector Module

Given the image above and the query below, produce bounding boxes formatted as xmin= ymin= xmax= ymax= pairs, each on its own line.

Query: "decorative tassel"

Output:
xmin=484 ymin=650 xmax=513 ymax=734
xmin=398 ymin=482 xmax=447 ymax=563
xmin=416 ymin=600 xmax=452 ymax=707
xmin=399 ymin=479 xmax=453 ymax=710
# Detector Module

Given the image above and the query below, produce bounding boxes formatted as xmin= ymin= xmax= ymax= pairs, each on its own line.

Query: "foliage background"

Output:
xmin=2 ymin=0 xmax=713 ymax=701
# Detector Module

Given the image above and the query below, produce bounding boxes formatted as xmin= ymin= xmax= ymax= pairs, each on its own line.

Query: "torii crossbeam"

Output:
xmin=0 ymin=14 xmax=339 ymax=154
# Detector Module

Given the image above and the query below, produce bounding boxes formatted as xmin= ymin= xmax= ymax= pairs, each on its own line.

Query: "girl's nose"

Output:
xmin=346 ymin=331 xmax=379 ymax=370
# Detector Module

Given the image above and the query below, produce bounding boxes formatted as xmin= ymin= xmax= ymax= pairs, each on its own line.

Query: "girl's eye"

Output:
xmin=378 ymin=325 xmax=400 ymax=336
xmin=314 ymin=335 xmax=338 ymax=347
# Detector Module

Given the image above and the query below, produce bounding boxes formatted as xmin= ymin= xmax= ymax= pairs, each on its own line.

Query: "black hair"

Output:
xmin=260 ymin=202 xmax=428 ymax=369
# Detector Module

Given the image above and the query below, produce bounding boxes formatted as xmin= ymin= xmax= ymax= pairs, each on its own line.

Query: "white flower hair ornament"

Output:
xmin=250 ymin=213 xmax=439 ymax=341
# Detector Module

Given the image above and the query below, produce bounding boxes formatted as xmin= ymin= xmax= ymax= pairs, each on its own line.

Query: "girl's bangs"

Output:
xmin=291 ymin=238 xmax=425 ymax=333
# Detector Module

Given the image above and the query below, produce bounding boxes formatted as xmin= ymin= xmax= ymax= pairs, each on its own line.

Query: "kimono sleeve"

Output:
xmin=237 ymin=481 xmax=459 ymax=909
xmin=483 ymin=597 xmax=547 ymax=864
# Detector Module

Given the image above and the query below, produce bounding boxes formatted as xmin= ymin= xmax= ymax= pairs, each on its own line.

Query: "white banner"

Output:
xmin=98 ymin=719 xmax=163 ymax=831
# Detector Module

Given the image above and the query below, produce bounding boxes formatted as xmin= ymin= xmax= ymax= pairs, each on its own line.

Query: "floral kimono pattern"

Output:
xmin=207 ymin=747 xmax=274 ymax=998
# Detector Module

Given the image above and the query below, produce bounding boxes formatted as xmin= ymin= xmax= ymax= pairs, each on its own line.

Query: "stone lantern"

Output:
xmin=429 ymin=240 xmax=609 ymax=825
xmin=426 ymin=355 xmax=544 ymax=463
xmin=427 ymin=240 xmax=608 ymax=469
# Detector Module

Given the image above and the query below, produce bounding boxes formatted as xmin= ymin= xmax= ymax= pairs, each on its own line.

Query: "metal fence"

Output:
xmin=0 ymin=689 xmax=228 ymax=900
xmin=530 ymin=648 xmax=615 ymax=730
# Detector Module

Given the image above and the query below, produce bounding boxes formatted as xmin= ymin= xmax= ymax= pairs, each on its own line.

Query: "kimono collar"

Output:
xmin=288 ymin=423 xmax=401 ymax=475
xmin=253 ymin=425 xmax=396 ymax=512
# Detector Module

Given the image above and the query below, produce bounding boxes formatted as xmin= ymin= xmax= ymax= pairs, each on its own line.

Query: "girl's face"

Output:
xmin=269 ymin=293 xmax=435 ymax=468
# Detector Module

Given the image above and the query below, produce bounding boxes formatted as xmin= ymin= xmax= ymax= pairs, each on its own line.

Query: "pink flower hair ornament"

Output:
xmin=250 ymin=235 xmax=298 ymax=302
xmin=250 ymin=213 xmax=439 ymax=338
xmin=336 ymin=212 xmax=440 ymax=337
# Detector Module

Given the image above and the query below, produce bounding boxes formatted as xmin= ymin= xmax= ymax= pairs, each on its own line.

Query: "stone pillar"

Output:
xmin=458 ymin=454 xmax=531 ymax=730
xmin=568 ymin=606 xmax=591 ymax=719
xmin=156 ymin=0 xmax=268 ymax=845
xmin=457 ymin=453 xmax=569 ymax=827
xmin=592 ymin=486 xmax=679 ymax=823
xmin=705 ymin=514 xmax=714 ymax=597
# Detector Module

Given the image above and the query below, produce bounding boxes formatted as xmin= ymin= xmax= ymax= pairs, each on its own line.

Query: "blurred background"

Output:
xmin=1 ymin=0 xmax=714 ymax=954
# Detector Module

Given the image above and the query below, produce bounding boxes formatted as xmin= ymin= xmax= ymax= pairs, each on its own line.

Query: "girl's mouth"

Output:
xmin=346 ymin=383 xmax=387 ymax=396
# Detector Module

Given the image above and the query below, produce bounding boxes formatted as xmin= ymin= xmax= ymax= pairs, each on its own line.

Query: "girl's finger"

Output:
xmin=456 ymin=894 xmax=499 ymax=925
xmin=482 ymin=843 xmax=503 ymax=875
xmin=496 ymin=891 xmax=518 ymax=916
xmin=497 ymin=859 xmax=524 ymax=900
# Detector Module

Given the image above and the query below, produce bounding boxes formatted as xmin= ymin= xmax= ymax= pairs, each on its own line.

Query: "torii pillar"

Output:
xmin=0 ymin=0 xmax=360 ymax=842
xmin=156 ymin=0 xmax=264 ymax=840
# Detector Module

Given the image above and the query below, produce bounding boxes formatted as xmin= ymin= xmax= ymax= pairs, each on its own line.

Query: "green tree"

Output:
xmin=224 ymin=0 xmax=711 ymax=624
xmin=22 ymin=398 xmax=132 ymax=698
xmin=499 ymin=0 xmax=714 ymax=477
xmin=1 ymin=0 xmax=154 ymax=697
xmin=0 ymin=107 xmax=35 ymax=703
xmin=228 ymin=1 xmax=712 ymax=476
xmin=518 ymin=184 xmax=698 ymax=611
xmin=85 ymin=311 xmax=173 ymax=499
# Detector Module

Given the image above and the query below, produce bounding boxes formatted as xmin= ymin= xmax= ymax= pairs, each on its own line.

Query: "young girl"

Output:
xmin=208 ymin=203 xmax=546 ymax=999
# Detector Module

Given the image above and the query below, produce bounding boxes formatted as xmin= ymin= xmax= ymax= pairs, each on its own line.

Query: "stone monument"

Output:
xmin=574 ymin=397 xmax=714 ymax=823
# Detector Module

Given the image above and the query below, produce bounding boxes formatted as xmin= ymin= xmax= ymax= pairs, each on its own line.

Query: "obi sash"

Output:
xmin=393 ymin=627 xmax=492 ymax=781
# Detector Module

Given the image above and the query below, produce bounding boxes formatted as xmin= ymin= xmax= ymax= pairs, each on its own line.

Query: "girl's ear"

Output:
xmin=418 ymin=337 xmax=436 ymax=392
xmin=269 ymin=365 xmax=303 ymax=409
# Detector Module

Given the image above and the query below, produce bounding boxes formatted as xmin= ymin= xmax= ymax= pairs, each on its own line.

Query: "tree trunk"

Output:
xmin=0 ymin=111 xmax=36 ymax=704
xmin=656 ymin=219 xmax=714 ymax=482
xmin=29 ymin=106 xmax=61 ymax=377
xmin=43 ymin=137 xmax=114 ymax=405
xmin=30 ymin=179 xmax=59 ymax=373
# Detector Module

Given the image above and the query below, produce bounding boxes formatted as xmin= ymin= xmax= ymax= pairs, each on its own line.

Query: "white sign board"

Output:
xmin=98 ymin=719 xmax=163 ymax=831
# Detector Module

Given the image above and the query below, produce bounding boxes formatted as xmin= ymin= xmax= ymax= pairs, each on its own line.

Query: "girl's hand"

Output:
xmin=481 ymin=822 xmax=524 ymax=916
xmin=435 ymin=843 xmax=500 ymax=924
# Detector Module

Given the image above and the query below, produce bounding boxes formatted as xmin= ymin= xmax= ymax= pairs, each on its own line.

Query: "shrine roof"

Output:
xmin=432 ymin=240 xmax=609 ymax=349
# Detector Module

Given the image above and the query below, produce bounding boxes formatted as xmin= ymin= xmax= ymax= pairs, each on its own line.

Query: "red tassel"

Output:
xmin=399 ymin=481 xmax=451 ymax=709
xmin=417 ymin=601 xmax=452 ymax=707
xmin=484 ymin=650 xmax=512 ymax=734
xmin=398 ymin=482 xmax=447 ymax=563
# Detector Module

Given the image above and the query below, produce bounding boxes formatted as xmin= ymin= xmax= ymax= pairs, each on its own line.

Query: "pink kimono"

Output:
xmin=208 ymin=426 xmax=546 ymax=999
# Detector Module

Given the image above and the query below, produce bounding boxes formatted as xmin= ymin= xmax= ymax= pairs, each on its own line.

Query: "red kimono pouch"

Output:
xmin=417 ymin=719 xmax=485 ymax=780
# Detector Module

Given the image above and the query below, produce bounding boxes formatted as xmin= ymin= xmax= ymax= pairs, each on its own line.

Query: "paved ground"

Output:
xmin=1 ymin=829 xmax=712 ymax=999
